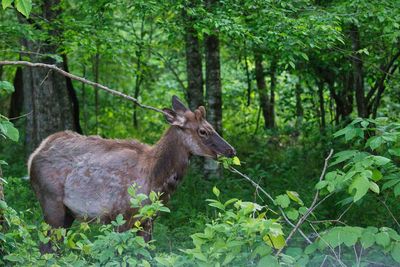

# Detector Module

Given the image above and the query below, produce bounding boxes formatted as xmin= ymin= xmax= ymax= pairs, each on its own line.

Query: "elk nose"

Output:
xmin=227 ymin=147 xmax=236 ymax=157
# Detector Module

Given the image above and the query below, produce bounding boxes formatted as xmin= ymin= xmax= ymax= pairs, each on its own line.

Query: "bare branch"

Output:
xmin=0 ymin=60 xmax=168 ymax=116
xmin=276 ymin=149 xmax=334 ymax=256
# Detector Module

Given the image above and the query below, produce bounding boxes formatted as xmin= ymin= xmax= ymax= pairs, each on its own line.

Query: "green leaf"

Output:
xmin=286 ymin=209 xmax=299 ymax=221
xmin=373 ymin=156 xmax=390 ymax=166
xmin=286 ymin=191 xmax=304 ymax=205
xmin=349 ymin=175 xmax=370 ymax=202
xmin=264 ymin=234 xmax=285 ymax=249
xmin=212 ymin=186 xmax=220 ymax=198
xmin=232 ymin=156 xmax=241 ymax=166
xmin=369 ymin=182 xmax=380 ymax=194
xmin=0 ymin=120 xmax=19 ymax=142
xmin=2 ymin=0 xmax=13 ymax=9
xmin=394 ymin=183 xmax=400 ymax=197
xmin=341 ymin=227 xmax=361 ymax=246
xmin=14 ymin=0 xmax=32 ymax=18
xmin=208 ymin=201 xmax=225 ymax=211
xmin=275 ymin=194 xmax=290 ymax=208
xmin=360 ymin=231 xmax=375 ymax=249
xmin=375 ymin=232 xmax=390 ymax=247
xmin=0 ymin=81 xmax=14 ymax=93
xmin=389 ymin=148 xmax=400 ymax=157
xmin=392 ymin=243 xmax=400 ymax=263
xmin=257 ymin=255 xmax=279 ymax=267
xmin=371 ymin=169 xmax=383 ymax=182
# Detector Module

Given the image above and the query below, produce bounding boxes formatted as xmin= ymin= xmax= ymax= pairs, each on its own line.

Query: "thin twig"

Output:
xmin=379 ymin=198 xmax=400 ymax=229
xmin=0 ymin=60 xmax=168 ymax=116
xmin=309 ymin=222 xmax=347 ymax=267
xmin=276 ymin=149 xmax=334 ymax=256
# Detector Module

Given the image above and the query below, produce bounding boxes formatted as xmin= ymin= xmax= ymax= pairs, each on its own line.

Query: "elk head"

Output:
xmin=163 ymin=96 xmax=236 ymax=159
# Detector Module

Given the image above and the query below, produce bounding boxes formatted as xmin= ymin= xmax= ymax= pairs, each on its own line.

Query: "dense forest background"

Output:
xmin=0 ymin=0 xmax=400 ymax=266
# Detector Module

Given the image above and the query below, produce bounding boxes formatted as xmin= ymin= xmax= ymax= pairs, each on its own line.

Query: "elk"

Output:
xmin=28 ymin=96 xmax=235 ymax=252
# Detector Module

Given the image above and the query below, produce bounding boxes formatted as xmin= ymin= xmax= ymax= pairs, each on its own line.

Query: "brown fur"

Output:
xmin=29 ymin=96 xmax=235 ymax=253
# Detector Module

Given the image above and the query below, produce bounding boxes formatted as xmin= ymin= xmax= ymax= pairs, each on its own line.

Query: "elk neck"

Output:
xmin=149 ymin=126 xmax=191 ymax=193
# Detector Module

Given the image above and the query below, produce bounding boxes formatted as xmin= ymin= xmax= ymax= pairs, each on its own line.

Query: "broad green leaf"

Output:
xmin=275 ymin=194 xmax=290 ymax=208
xmin=264 ymin=234 xmax=285 ymax=249
xmin=212 ymin=186 xmax=220 ymax=197
xmin=2 ymin=0 xmax=13 ymax=9
xmin=286 ymin=209 xmax=299 ymax=221
xmin=286 ymin=191 xmax=304 ymax=205
xmin=371 ymin=169 xmax=383 ymax=182
xmin=0 ymin=81 xmax=14 ymax=93
xmin=304 ymin=242 xmax=318 ymax=254
xmin=394 ymin=183 xmax=400 ymax=197
xmin=360 ymin=231 xmax=375 ymax=248
xmin=389 ymin=148 xmax=400 ymax=157
xmin=369 ymin=182 xmax=380 ymax=194
xmin=232 ymin=156 xmax=241 ymax=165
xmin=349 ymin=175 xmax=370 ymax=202
xmin=14 ymin=0 xmax=32 ymax=18
xmin=257 ymin=255 xmax=279 ymax=267
xmin=373 ymin=156 xmax=390 ymax=166
xmin=342 ymin=227 xmax=361 ymax=246
xmin=392 ymin=243 xmax=400 ymax=263
xmin=0 ymin=120 xmax=19 ymax=142
xmin=375 ymin=232 xmax=390 ymax=247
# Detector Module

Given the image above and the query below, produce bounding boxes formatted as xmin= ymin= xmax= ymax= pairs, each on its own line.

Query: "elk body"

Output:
xmin=29 ymin=96 xmax=235 ymax=252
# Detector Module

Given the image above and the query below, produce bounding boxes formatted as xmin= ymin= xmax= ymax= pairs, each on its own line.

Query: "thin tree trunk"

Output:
xmin=269 ymin=57 xmax=277 ymax=128
xmin=133 ymin=15 xmax=146 ymax=128
xmin=254 ymin=52 xmax=274 ymax=129
xmin=244 ymin=44 xmax=251 ymax=106
xmin=93 ymin=52 xmax=100 ymax=134
xmin=62 ymin=55 xmax=82 ymax=134
xmin=295 ymin=81 xmax=303 ymax=129
xmin=350 ymin=24 xmax=367 ymax=118
xmin=184 ymin=6 xmax=204 ymax=110
xmin=317 ymin=80 xmax=325 ymax=129
xmin=81 ymin=65 xmax=87 ymax=133
xmin=9 ymin=67 xmax=23 ymax=118
xmin=204 ymin=0 xmax=222 ymax=179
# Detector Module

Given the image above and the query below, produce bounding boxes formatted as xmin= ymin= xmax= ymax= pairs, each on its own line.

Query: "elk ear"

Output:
xmin=195 ymin=106 xmax=206 ymax=120
xmin=172 ymin=95 xmax=188 ymax=113
xmin=163 ymin=108 xmax=186 ymax=127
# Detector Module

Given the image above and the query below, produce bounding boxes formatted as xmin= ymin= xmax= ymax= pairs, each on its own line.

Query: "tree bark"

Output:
xmin=9 ymin=67 xmax=23 ymax=119
xmin=20 ymin=0 xmax=77 ymax=154
xmin=295 ymin=81 xmax=303 ymax=129
xmin=183 ymin=5 xmax=204 ymax=110
xmin=204 ymin=0 xmax=222 ymax=179
xmin=269 ymin=57 xmax=277 ymax=128
xmin=254 ymin=52 xmax=274 ymax=129
xmin=317 ymin=80 xmax=325 ymax=129
xmin=350 ymin=24 xmax=367 ymax=118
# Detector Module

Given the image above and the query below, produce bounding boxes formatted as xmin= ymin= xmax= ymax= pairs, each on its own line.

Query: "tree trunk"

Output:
xmin=204 ymin=0 xmax=222 ymax=179
xmin=269 ymin=57 xmax=277 ymax=128
xmin=254 ymin=52 xmax=274 ymax=129
xmin=9 ymin=67 xmax=23 ymax=119
xmin=317 ymin=80 xmax=325 ymax=129
xmin=93 ymin=52 xmax=100 ymax=133
xmin=20 ymin=0 xmax=77 ymax=154
xmin=295 ymin=81 xmax=303 ymax=129
xmin=63 ymin=55 xmax=82 ymax=134
xmin=350 ymin=24 xmax=367 ymax=118
xmin=183 ymin=6 xmax=204 ymax=110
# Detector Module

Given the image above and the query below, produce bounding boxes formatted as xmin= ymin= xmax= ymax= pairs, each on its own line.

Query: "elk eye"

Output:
xmin=198 ymin=129 xmax=207 ymax=137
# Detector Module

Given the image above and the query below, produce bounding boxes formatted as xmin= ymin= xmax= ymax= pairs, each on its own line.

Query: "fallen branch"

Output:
xmin=0 ymin=60 xmax=167 ymax=115
xmin=276 ymin=149 xmax=334 ymax=256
